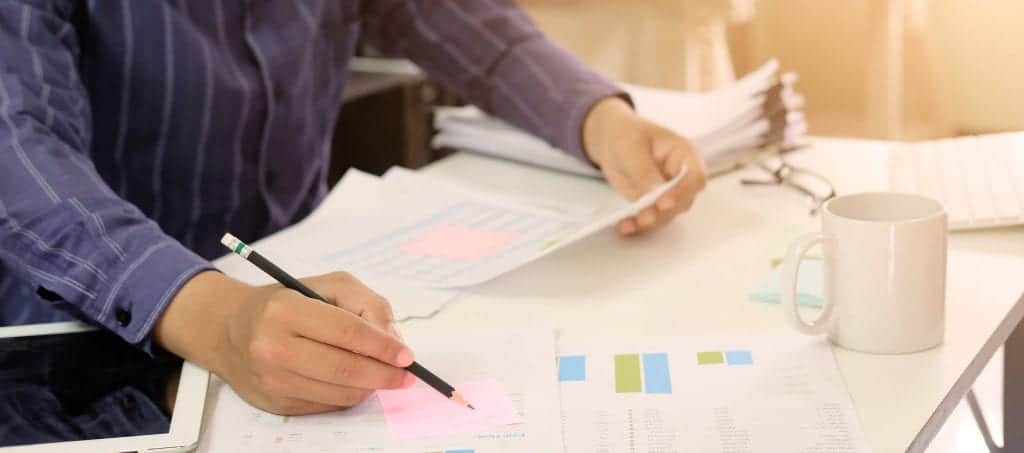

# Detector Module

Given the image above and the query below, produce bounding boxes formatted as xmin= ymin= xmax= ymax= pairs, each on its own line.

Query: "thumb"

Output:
xmin=617 ymin=147 xmax=668 ymax=201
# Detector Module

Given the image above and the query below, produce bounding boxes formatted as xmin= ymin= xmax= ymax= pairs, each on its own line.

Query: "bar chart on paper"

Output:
xmin=559 ymin=353 xmax=676 ymax=394
xmin=557 ymin=336 xmax=869 ymax=453
xmin=319 ymin=198 xmax=583 ymax=288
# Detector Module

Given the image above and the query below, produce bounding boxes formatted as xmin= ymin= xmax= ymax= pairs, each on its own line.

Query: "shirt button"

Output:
xmin=121 ymin=395 xmax=136 ymax=412
xmin=115 ymin=308 xmax=132 ymax=327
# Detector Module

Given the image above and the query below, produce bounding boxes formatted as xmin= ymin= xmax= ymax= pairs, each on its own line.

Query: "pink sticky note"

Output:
xmin=401 ymin=224 xmax=518 ymax=261
xmin=376 ymin=379 xmax=521 ymax=441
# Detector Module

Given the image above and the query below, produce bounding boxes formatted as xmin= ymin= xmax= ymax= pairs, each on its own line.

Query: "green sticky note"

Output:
xmin=697 ymin=351 xmax=725 ymax=365
xmin=614 ymin=354 xmax=642 ymax=393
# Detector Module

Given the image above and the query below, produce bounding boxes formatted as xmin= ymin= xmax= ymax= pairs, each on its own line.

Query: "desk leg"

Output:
xmin=1005 ymin=320 xmax=1024 ymax=451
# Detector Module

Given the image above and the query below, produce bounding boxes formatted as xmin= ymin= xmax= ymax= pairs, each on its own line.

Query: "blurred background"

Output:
xmin=518 ymin=0 xmax=1024 ymax=140
xmin=342 ymin=0 xmax=1024 ymax=177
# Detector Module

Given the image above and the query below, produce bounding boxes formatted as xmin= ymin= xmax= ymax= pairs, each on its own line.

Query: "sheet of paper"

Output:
xmin=402 ymin=224 xmax=521 ymax=261
xmin=377 ymin=379 xmax=521 ymax=441
xmin=197 ymin=328 xmax=563 ymax=453
xmin=315 ymin=168 xmax=683 ymax=288
xmin=557 ymin=335 xmax=870 ymax=452
xmin=212 ymin=169 xmax=463 ymax=321
xmin=543 ymin=170 xmax=685 ymax=255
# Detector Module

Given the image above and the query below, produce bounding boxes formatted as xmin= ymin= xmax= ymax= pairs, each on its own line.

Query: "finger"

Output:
xmin=237 ymin=389 xmax=340 ymax=416
xmin=656 ymin=151 xmax=706 ymax=215
xmin=281 ymin=336 xmax=414 ymax=390
xmin=617 ymin=218 xmax=637 ymax=236
xmin=272 ymin=401 xmax=339 ymax=416
xmin=648 ymin=142 xmax=687 ymax=211
xmin=635 ymin=207 xmax=658 ymax=229
xmin=616 ymin=148 xmax=669 ymax=201
xmin=285 ymin=296 xmax=414 ymax=367
xmin=645 ymin=184 xmax=698 ymax=233
xmin=268 ymin=398 xmax=340 ymax=416
xmin=662 ymin=148 xmax=686 ymax=179
xmin=633 ymin=213 xmax=670 ymax=234
xmin=636 ymin=181 xmax=695 ymax=234
xmin=683 ymin=146 xmax=708 ymax=191
xmin=260 ymin=371 xmax=376 ymax=409
xmin=304 ymin=272 xmax=396 ymax=330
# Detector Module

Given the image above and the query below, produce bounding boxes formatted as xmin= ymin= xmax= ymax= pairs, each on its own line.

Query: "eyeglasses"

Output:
xmin=740 ymin=154 xmax=836 ymax=214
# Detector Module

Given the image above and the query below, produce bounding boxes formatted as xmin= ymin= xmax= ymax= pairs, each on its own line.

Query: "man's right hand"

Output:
xmin=154 ymin=271 xmax=416 ymax=415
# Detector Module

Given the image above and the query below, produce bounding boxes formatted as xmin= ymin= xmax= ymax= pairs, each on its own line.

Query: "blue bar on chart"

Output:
xmin=725 ymin=350 xmax=754 ymax=365
xmin=641 ymin=353 xmax=673 ymax=394
xmin=558 ymin=355 xmax=587 ymax=382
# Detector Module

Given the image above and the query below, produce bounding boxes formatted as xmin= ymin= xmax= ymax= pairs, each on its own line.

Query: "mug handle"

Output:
xmin=781 ymin=232 xmax=836 ymax=335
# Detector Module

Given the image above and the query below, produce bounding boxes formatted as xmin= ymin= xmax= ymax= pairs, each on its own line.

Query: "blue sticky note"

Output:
xmin=558 ymin=355 xmax=586 ymax=382
xmin=446 ymin=450 xmax=474 ymax=453
xmin=749 ymin=258 xmax=824 ymax=307
xmin=725 ymin=350 xmax=754 ymax=366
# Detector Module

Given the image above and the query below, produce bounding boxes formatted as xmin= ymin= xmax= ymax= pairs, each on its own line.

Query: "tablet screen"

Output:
xmin=0 ymin=329 xmax=183 ymax=447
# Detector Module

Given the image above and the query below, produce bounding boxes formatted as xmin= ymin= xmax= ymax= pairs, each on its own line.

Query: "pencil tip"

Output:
xmin=451 ymin=391 xmax=476 ymax=410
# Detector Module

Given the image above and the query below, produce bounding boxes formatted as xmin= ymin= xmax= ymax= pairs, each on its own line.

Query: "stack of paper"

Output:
xmin=432 ymin=59 xmax=808 ymax=177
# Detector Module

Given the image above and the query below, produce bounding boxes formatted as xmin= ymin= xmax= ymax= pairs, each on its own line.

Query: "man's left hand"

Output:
xmin=582 ymin=96 xmax=707 ymax=236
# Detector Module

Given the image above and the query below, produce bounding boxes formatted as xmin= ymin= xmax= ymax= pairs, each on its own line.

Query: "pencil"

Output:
xmin=220 ymin=233 xmax=474 ymax=410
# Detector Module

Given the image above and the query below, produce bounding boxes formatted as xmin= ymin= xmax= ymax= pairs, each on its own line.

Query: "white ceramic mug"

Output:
xmin=781 ymin=192 xmax=947 ymax=354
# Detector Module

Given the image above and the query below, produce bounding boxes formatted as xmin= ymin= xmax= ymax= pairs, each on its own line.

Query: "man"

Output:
xmin=0 ymin=1 xmax=705 ymax=415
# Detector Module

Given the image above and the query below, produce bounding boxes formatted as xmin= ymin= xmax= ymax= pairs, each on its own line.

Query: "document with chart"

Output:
xmin=212 ymin=169 xmax=462 ymax=321
xmin=198 ymin=328 xmax=564 ymax=453
xmin=556 ymin=336 xmax=870 ymax=452
xmin=315 ymin=167 xmax=683 ymax=289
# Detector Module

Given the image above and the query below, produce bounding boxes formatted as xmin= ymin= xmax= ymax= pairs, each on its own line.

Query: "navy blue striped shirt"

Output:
xmin=0 ymin=0 xmax=621 ymax=350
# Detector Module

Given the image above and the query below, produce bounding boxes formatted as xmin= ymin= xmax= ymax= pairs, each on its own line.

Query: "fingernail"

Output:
xmin=620 ymin=222 xmax=636 ymax=235
xmin=396 ymin=348 xmax=414 ymax=367
xmin=401 ymin=372 xmax=417 ymax=388
xmin=656 ymin=197 xmax=675 ymax=211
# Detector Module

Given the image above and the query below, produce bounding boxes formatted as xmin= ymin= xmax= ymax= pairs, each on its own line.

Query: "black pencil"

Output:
xmin=220 ymin=233 xmax=474 ymax=410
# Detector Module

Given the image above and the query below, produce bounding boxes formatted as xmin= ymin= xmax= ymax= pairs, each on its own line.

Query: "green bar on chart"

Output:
xmin=614 ymin=354 xmax=643 ymax=393
xmin=697 ymin=351 xmax=725 ymax=365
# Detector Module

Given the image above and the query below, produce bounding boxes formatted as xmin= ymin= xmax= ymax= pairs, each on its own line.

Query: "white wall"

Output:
xmin=929 ymin=0 xmax=1024 ymax=133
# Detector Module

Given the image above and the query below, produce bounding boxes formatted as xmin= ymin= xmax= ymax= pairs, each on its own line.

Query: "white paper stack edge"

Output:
xmin=432 ymin=59 xmax=808 ymax=178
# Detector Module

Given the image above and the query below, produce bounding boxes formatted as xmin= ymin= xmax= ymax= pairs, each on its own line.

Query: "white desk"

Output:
xmin=399 ymin=138 xmax=1024 ymax=453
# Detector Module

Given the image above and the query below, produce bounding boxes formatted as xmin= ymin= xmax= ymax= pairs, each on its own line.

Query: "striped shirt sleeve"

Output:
xmin=0 ymin=1 xmax=212 ymax=352
xmin=360 ymin=0 xmax=627 ymax=163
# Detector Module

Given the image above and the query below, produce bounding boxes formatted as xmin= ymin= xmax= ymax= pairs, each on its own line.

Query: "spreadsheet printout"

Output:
xmin=557 ymin=335 xmax=870 ymax=452
xmin=317 ymin=168 xmax=683 ymax=288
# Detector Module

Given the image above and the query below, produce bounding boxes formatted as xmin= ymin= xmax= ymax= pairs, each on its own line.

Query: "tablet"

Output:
xmin=0 ymin=322 xmax=209 ymax=453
